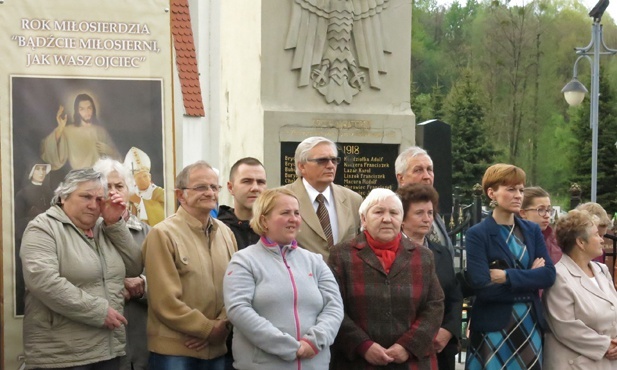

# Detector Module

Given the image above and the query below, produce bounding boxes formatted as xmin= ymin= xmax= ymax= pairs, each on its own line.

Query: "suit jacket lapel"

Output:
xmin=355 ymin=234 xmax=387 ymax=275
xmin=388 ymin=238 xmax=415 ymax=279
xmin=562 ymin=255 xmax=612 ymax=302
xmin=486 ymin=216 xmax=517 ymax=267
xmin=517 ymin=218 xmax=536 ymax=268
xmin=332 ymin=184 xmax=352 ymax=243
xmin=594 ymin=263 xmax=617 ymax=302
xmin=292 ymin=179 xmax=327 ymax=242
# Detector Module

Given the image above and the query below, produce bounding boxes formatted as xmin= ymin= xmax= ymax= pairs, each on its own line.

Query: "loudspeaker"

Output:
xmin=416 ymin=119 xmax=452 ymax=216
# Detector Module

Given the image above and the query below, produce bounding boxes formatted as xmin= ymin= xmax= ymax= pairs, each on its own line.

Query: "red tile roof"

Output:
xmin=171 ymin=0 xmax=205 ymax=117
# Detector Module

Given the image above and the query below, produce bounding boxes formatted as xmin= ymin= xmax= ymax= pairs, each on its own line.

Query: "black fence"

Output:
xmin=444 ymin=184 xmax=484 ymax=273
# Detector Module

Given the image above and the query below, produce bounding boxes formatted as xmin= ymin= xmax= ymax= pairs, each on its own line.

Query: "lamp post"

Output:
xmin=562 ymin=0 xmax=616 ymax=202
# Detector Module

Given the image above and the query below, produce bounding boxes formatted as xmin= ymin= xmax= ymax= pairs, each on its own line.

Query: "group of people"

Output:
xmin=16 ymin=135 xmax=617 ymax=370
xmin=465 ymin=164 xmax=617 ymax=370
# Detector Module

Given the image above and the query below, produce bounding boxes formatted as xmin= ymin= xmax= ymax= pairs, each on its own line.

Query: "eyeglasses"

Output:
xmin=181 ymin=184 xmax=222 ymax=193
xmin=524 ymin=206 xmax=556 ymax=217
xmin=306 ymin=157 xmax=341 ymax=166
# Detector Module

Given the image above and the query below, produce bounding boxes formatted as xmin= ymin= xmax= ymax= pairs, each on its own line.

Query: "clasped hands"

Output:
xmin=433 ymin=328 xmax=453 ymax=353
xmin=122 ymin=276 xmax=145 ymax=300
xmin=297 ymin=340 xmax=317 ymax=359
xmin=184 ymin=319 xmax=230 ymax=352
xmin=364 ymin=343 xmax=409 ymax=366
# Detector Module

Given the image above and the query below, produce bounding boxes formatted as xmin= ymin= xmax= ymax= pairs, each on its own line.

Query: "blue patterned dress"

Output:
xmin=465 ymin=225 xmax=543 ymax=370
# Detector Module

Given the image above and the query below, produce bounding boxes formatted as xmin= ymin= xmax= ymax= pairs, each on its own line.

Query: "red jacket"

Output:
xmin=543 ymin=225 xmax=563 ymax=264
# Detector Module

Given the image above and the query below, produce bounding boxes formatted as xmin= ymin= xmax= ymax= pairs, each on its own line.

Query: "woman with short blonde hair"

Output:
xmin=224 ymin=188 xmax=343 ymax=370
xmin=577 ymin=202 xmax=612 ymax=263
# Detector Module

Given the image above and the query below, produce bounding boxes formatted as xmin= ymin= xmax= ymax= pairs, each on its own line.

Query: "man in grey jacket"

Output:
xmin=395 ymin=146 xmax=455 ymax=258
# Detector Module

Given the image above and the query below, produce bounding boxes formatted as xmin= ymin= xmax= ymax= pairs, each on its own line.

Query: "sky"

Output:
xmin=569 ymin=0 xmax=615 ymax=17
xmin=436 ymin=0 xmax=617 ymax=19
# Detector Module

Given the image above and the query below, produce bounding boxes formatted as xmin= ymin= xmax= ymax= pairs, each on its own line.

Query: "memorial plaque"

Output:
xmin=280 ymin=141 xmax=399 ymax=197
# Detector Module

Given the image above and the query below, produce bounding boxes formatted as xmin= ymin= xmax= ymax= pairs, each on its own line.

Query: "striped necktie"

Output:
xmin=316 ymin=193 xmax=334 ymax=248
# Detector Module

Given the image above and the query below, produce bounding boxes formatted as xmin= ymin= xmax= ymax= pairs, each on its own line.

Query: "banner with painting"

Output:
xmin=0 ymin=1 xmax=174 ymax=366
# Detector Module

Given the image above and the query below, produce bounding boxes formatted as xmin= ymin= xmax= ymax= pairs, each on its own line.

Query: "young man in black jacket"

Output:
xmin=217 ymin=157 xmax=267 ymax=250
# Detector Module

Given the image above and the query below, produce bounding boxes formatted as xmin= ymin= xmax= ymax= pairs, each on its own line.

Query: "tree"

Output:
xmin=475 ymin=2 xmax=540 ymax=163
xmin=445 ymin=69 xmax=498 ymax=198
xmin=410 ymin=0 xmax=617 ymax=207
xmin=413 ymin=92 xmax=434 ymax=123
xmin=431 ymin=82 xmax=445 ymax=119
xmin=443 ymin=0 xmax=480 ymax=70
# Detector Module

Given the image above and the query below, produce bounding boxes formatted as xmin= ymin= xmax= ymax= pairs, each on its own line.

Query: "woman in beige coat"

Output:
xmin=543 ymin=210 xmax=617 ymax=370
xmin=20 ymin=168 xmax=142 ymax=369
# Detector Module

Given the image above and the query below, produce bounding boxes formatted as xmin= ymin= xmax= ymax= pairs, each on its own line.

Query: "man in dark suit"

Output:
xmin=395 ymin=146 xmax=455 ymax=258
xmin=284 ymin=137 xmax=363 ymax=260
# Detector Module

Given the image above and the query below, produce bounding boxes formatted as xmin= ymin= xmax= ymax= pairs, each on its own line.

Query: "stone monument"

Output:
xmin=262 ymin=0 xmax=415 ymax=189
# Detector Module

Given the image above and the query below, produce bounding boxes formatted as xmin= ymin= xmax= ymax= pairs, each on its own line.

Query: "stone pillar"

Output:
xmin=261 ymin=0 xmax=414 ymax=189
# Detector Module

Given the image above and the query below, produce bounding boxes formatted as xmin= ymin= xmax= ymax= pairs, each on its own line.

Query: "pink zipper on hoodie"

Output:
xmin=262 ymin=236 xmax=303 ymax=370
xmin=281 ymin=246 xmax=302 ymax=370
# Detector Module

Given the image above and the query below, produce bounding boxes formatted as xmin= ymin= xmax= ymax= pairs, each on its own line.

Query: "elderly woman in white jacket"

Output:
xmin=543 ymin=209 xmax=617 ymax=370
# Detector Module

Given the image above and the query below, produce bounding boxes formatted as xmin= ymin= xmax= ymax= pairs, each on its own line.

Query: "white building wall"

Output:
xmin=182 ymin=0 xmax=263 ymax=205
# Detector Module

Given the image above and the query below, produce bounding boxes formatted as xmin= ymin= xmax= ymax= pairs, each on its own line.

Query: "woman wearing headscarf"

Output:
xmin=465 ymin=164 xmax=555 ymax=370
xmin=20 ymin=167 xmax=142 ymax=369
xmin=329 ymin=188 xmax=444 ymax=369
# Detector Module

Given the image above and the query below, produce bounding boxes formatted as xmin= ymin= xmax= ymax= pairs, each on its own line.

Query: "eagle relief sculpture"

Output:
xmin=285 ymin=0 xmax=391 ymax=105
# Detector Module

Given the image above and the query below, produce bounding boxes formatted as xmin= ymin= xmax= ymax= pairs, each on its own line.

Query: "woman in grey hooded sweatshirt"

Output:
xmin=223 ymin=188 xmax=343 ymax=370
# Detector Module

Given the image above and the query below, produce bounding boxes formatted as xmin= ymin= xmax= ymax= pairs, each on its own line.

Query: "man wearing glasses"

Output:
xmin=285 ymin=136 xmax=363 ymax=259
xmin=142 ymin=161 xmax=238 ymax=370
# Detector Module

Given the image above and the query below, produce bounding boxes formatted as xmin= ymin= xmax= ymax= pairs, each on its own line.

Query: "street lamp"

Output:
xmin=561 ymin=77 xmax=588 ymax=106
xmin=562 ymin=0 xmax=617 ymax=202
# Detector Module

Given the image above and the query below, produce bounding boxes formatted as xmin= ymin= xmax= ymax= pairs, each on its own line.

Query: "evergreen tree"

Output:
xmin=570 ymin=71 xmax=617 ymax=214
xmin=432 ymin=82 xmax=445 ymax=119
xmin=413 ymin=93 xmax=434 ymax=123
xmin=409 ymin=0 xmax=617 ymax=204
xmin=445 ymin=69 xmax=497 ymax=199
